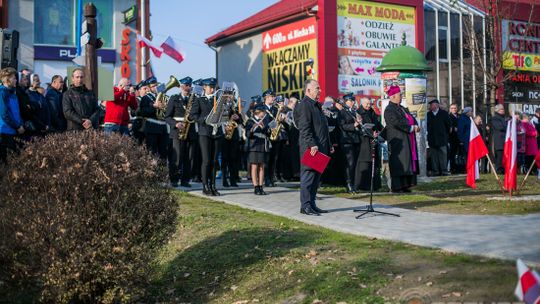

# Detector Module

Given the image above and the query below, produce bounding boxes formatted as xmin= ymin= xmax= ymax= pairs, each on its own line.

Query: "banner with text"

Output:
xmin=337 ymin=0 xmax=416 ymax=98
xmin=502 ymin=19 xmax=540 ymax=72
xmin=262 ymin=18 xmax=318 ymax=98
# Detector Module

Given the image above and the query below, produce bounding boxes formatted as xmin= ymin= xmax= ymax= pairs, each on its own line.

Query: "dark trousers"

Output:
xmin=0 ymin=134 xmax=18 ymax=164
xmin=191 ymin=137 xmax=202 ymax=181
xmin=145 ymin=132 xmax=169 ymax=161
xmin=300 ymin=168 xmax=321 ymax=209
xmin=169 ymin=137 xmax=195 ymax=183
xmin=495 ymin=149 xmax=504 ymax=173
xmin=267 ymin=140 xmax=285 ymax=181
xmin=222 ymin=139 xmax=240 ymax=184
xmin=430 ymin=145 xmax=447 ymax=175
xmin=448 ymin=140 xmax=459 ymax=172
xmin=199 ymin=135 xmax=222 ymax=185
xmin=342 ymin=143 xmax=359 ymax=184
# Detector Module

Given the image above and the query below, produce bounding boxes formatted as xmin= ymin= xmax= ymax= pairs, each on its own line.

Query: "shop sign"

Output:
xmin=34 ymin=45 xmax=115 ymax=63
xmin=502 ymin=19 xmax=540 ymax=72
xmin=120 ymin=28 xmax=132 ymax=78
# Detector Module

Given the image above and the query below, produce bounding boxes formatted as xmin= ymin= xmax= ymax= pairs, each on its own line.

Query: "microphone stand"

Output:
xmin=354 ymin=130 xmax=399 ymax=218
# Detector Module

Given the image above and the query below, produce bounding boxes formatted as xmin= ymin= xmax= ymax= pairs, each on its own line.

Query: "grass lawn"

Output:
xmin=318 ymin=174 xmax=540 ymax=215
xmin=146 ymin=191 xmax=521 ymax=303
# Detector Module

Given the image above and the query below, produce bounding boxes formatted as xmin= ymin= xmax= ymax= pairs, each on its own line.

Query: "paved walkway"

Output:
xmin=178 ymin=183 xmax=540 ymax=266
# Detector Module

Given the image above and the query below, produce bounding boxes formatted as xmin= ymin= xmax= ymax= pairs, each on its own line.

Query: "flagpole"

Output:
xmin=486 ymin=154 xmax=505 ymax=195
xmin=517 ymin=160 xmax=536 ymax=192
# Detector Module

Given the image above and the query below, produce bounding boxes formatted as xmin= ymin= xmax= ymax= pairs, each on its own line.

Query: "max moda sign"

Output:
xmin=262 ymin=18 xmax=318 ymax=98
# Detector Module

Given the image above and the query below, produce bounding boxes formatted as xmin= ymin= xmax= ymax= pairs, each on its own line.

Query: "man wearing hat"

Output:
xmin=383 ymin=85 xmax=419 ymax=193
xmin=261 ymin=89 xmax=278 ymax=186
xmin=189 ymin=77 xmax=222 ymax=196
xmin=490 ymin=104 xmax=507 ymax=173
xmin=338 ymin=93 xmax=361 ymax=193
xmin=427 ymin=99 xmax=451 ymax=176
xmin=136 ymin=76 xmax=169 ymax=160
xmin=166 ymin=76 xmax=197 ymax=187
xmin=131 ymin=80 xmax=149 ymax=145
xmin=221 ymin=94 xmax=244 ymax=188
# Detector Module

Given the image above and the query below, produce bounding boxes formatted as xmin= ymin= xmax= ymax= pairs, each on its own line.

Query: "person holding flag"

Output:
xmin=466 ymin=116 xmax=488 ymax=189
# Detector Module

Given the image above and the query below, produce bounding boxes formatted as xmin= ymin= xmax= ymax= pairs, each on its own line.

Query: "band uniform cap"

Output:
xmin=275 ymin=95 xmax=284 ymax=102
xmin=262 ymin=89 xmax=275 ymax=98
xmin=429 ymin=99 xmax=439 ymax=104
xmin=494 ymin=104 xmax=504 ymax=111
xmin=179 ymin=76 xmax=193 ymax=85
xmin=387 ymin=85 xmax=401 ymax=97
xmin=145 ymin=76 xmax=158 ymax=85
xmin=343 ymin=93 xmax=355 ymax=101
xmin=201 ymin=77 xmax=217 ymax=86
xmin=135 ymin=80 xmax=147 ymax=90
xmin=193 ymin=78 xmax=203 ymax=86
xmin=254 ymin=103 xmax=267 ymax=111
xmin=251 ymin=95 xmax=262 ymax=102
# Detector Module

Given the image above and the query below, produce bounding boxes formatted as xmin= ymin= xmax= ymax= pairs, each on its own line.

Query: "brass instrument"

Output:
xmin=224 ymin=118 xmax=238 ymax=140
xmin=270 ymin=104 xmax=284 ymax=141
xmin=178 ymin=94 xmax=195 ymax=140
xmin=206 ymin=82 xmax=238 ymax=136
xmin=155 ymin=75 xmax=180 ymax=120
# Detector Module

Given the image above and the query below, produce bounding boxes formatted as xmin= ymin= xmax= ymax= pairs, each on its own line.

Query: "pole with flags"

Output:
xmin=515 ymin=258 xmax=540 ymax=304
xmin=466 ymin=117 xmax=488 ymax=189
xmin=503 ymin=115 xmax=518 ymax=196
xmin=518 ymin=150 xmax=540 ymax=191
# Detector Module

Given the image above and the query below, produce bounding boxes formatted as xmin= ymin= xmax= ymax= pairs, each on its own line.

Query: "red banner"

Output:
xmin=262 ymin=18 xmax=317 ymax=52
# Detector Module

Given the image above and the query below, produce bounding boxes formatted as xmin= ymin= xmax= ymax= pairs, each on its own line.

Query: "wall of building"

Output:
xmin=216 ymin=33 xmax=263 ymax=102
xmin=8 ymin=0 xmax=33 ymax=70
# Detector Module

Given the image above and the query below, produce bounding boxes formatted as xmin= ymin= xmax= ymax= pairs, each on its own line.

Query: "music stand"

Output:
xmin=354 ymin=127 xmax=400 ymax=218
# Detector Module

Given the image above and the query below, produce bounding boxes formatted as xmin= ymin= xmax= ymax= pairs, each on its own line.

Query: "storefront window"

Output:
xmin=84 ymin=0 xmax=113 ymax=48
xmin=35 ymin=0 xmax=74 ymax=45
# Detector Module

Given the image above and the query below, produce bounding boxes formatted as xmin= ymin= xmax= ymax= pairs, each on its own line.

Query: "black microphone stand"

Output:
xmin=354 ymin=131 xmax=399 ymax=218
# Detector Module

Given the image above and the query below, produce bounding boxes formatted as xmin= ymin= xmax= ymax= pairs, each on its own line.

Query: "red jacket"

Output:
xmin=104 ymin=87 xmax=137 ymax=126
xmin=523 ymin=121 xmax=538 ymax=156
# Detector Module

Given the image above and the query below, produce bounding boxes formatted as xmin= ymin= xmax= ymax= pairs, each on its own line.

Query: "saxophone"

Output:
xmin=270 ymin=104 xmax=284 ymax=141
xmin=224 ymin=113 xmax=239 ymax=140
xmin=178 ymin=94 xmax=195 ymax=140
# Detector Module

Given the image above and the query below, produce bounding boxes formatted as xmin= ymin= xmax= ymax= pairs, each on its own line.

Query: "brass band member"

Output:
xmin=131 ymin=80 xmax=149 ymax=145
xmin=221 ymin=99 xmax=244 ymax=187
xmin=262 ymin=89 xmax=279 ymax=186
xmin=246 ymin=103 xmax=271 ymax=195
xmin=135 ymin=76 xmax=169 ymax=160
xmin=355 ymin=97 xmax=383 ymax=191
xmin=281 ymin=95 xmax=300 ymax=181
xmin=188 ymin=77 xmax=222 ymax=196
xmin=338 ymin=93 xmax=361 ymax=193
xmin=165 ymin=76 xmax=196 ymax=188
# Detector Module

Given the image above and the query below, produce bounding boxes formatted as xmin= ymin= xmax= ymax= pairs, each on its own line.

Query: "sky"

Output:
xmin=150 ymin=1 xmax=279 ymax=84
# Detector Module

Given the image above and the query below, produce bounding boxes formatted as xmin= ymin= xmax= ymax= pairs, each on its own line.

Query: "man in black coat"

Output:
xmin=490 ymin=104 xmax=507 ymax=173
xmin=293 ymin=79 xmax=331 ymax=216
xmin=45 ymin=75 xmax=67 ymax=132
xmin=355 ymin=97 xmax=383 ymax=191
xmin=188 ymin=77 xmax=223 ymax=196
xmin=383 ymin=86 xmax=419 ymax=193
xmin=165 ymin=76 xmax=197 ymax=188
xmin=427 ymin=99 xmax=451 ymax=176
xmin=62 ymin=68 xmax=99 ymax=131
xmin=338 ymin=93 xmax=361 ymax=193
xmin=448 ymin=103 xmax=460 ymax=173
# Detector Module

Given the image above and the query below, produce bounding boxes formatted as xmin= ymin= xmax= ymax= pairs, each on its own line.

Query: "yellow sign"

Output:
xmin=337 ymin=0 xmax=415 ymax=25
xmin=262 ymin=39 xmax=318 ymax=98
xmin=503 ymin=51 xmax=540 ymax=72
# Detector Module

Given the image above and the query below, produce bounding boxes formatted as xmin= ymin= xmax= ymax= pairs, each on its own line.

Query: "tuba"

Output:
xmin=155 ymin=75 xmax=180 ymax=120
xmin=205 ymin=82 xmax=238 ymax=136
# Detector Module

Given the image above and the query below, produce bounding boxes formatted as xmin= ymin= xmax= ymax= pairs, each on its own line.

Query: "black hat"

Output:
xmin=145 ymin=76 xmax=158 ymax=85
xmin=254 ymin=103 xmax=266 ymax=112
xmin=429 ymin=99 xmax=439 ymax=104
xmin=290 ymin=92 xmax=300 ymax=100
xmin=251 ymin=95 xmax=262 ymax=102
xmin=135 ymin=80 xmax=147 ymax=90
xmin=193 ymin=78 xmax=203 ymax=86
xmin=275 ymin=95 xmax=284 ymax=102
xmin=262 ymin=89 xmax=275 ymax=98
xmin=179 ymin=76 xmax=193 ymax=85
xmin=343 ymin=93 xmax=355 ymax=101
xmin=201 ymin=77 xmax=217 ymax=87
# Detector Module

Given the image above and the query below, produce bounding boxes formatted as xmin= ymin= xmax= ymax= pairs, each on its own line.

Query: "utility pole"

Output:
xmin=84 ymin=3 xmax=98 ymax=96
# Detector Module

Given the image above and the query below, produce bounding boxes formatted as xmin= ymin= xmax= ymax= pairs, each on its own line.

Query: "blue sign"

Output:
xmin=34 ymin=46 xmax=116 ymax=63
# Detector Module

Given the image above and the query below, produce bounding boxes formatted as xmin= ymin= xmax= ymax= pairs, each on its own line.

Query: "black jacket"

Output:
xmin=62 ymin=85 xmax=99 ymax=131
xmin=427 ymin=109 xmax=451 ymax=148
xmin=45 ymin=87 xmax=67 ymax=132
xmin=338 ymin=108 xmax=361 ymax=144
xmin=490 ymin=113 xmax=507 ymax=151
xmin=383 ymin=102 xmax=418 ymax=177
xmin=136 ymin=93 xmax=168 ymax=134
xmin=165 ymin=93 xmax=197 ymax=140
xmin=293 ymin=97 xmax=331 ymax=170
xmin=357 ymin=106 xmax=383 ymax=162
xmin=246 ymin=116 xmax=270 ymax=152
xmin=449 ymin=112 xmax=460 ymax=145
xmin=188 ymin=94 xmax=223 ymax=137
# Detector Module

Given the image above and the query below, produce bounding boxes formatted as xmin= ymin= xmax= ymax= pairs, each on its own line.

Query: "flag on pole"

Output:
xmin=466 ymin=117 xmax=488 ymax=188
xmin=503 ymin=116 xmax=517 ymax=191
xmin=137 ymin=34 xmax=163 ymax=58
xmin=160 ymin=36 xmax=186 ymax=64
xmin=515 ymin=259 xmax=540 ymax=304
xmin=535 ymin=150 xmax=540 ymax=169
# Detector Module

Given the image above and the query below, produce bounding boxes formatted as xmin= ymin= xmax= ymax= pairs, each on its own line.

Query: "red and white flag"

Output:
xmin=137 ymin=34 xmax=163 ymax=58
xmin=160 ymin=36 xmax=186 ymax=64
xmin=503 ymin=116 xmax=518 ymax=191
xmin=515 ymin=259 xmax=540 ymax=304
xmin=466 ymin=117 xmax=488 ymax=188
xmin=535 ymin=150 xmax=540 ymax=169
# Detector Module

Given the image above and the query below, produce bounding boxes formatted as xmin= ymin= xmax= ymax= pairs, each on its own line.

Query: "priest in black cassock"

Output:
xmin=383 ymin=86 xmax=419 ymax=193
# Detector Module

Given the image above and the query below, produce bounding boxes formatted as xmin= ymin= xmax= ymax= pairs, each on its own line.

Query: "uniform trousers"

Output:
xmin=199 ymin=135 xmax=223 ymax=185
xmin=145 ymin=132 xmax=169 ymax=161
xmin=342 ymin=143 xmax=359 ymax=184
xmin=221 ymin=139 xmax=241 ymax=183
xmin=169 ymin=137 xmax=195 ymax=183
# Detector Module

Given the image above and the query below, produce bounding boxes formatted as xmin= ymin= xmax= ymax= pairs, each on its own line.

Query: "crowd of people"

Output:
xmin=1 ymin=66 xmax=540 ymax=204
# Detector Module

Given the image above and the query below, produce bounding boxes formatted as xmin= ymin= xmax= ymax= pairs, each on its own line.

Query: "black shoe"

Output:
xmin=254 ymin=186 xmax=260 ymax=195
xmin=223 ymin=179 xmax=230 ymax=188
xmin=230 ymin=181 xmax=239 ymax=187
xmin=210 ymin=184 xmax=221 ymax=196
xmin=300 ymin=206 xmax=320 ymax=216
xmin=202 ymin=184 xmax=212 ymax=195
xmin=259 ymin=186 xmax=267 ymax=195
xmin=311 ymin=205 xmax=328 ymax=213
xmin=180 ymin=181 xmax=191 ymax=188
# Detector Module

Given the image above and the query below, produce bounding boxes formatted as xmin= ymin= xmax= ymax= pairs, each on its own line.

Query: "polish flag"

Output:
xmin=466 ymin=117 xmax=488 ymax=188
xmin=160 ymin=36 xmax=185 ymax=64
xmin=137 ymin=34 xmax=163 ymax=58
xmin=503 ymin=116 xmax=517 ymax=191
xmin=515 ymin=259 xmax=540 ymax=304
xmin=535 ymin=150 xmax=540 ymax=169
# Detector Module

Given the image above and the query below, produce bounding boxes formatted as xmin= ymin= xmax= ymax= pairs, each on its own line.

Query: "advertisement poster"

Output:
xmin=337 ymin=0 xmax=416 ymax=97
xmin=502 ymin=20 xmax=540 ymax=72
xmin=405 ymin=78 xmax=427 ymax=119
xmin=262 ymin=18 xmax=318 ymax=98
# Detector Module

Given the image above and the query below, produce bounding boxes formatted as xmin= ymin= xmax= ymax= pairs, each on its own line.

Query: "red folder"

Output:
xmin=301 ymin=148 xmax=331 ymax=173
